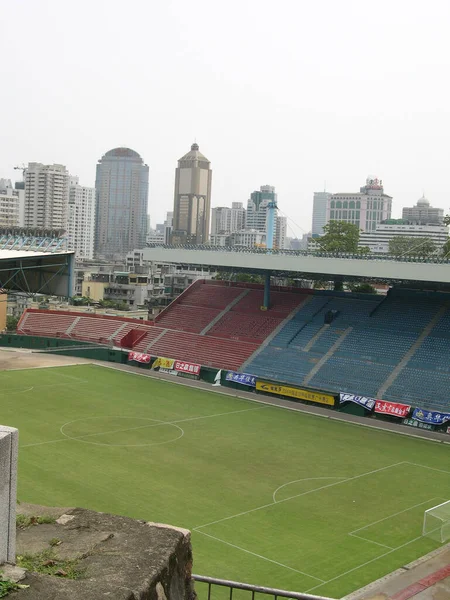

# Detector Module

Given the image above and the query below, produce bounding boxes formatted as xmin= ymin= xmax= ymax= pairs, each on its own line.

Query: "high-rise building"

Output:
xmin=276 ymin=215 xmax=287 ymax=249
xmin=326 ymin=176 xmax=392 ymax=232
xmin=312 ymin=191 xmax=331 ymax=236
xmin=246 ymin=185 xmax=277 ymax=231
xmin=67 ymin=176 xmax=96 ymax=260
xmin=0 ymin=179 xmax=23 ymax=227
xmin=245 ymin=185 xmax=285 ymax=247
xmin=24 ymin=163 xmax=69 ymax=229
xmin=95 ymin=147 xmax=149 ymax=258
xmin=402 ymin=195 xmax=444 ymax=225
xmin=211 ymin=202 xmax=245 ymax=235
xmin=171 ymin=143 xmax=212 ymax=245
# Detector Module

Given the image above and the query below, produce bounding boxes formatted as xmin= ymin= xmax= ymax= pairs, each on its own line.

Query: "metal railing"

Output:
xmin=192 ymin=575 xmax=334 ymax=600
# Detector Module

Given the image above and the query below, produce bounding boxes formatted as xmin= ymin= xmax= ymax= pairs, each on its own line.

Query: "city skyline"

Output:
xmin=2 ymin=0 xmax=450 ymax=239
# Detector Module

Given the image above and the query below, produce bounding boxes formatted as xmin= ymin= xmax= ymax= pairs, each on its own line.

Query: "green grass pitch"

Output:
xmin=3 ymin=363 xmax=450 ymax=598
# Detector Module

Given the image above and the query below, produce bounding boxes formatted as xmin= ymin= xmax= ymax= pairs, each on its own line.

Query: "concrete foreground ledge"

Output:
xmin=0 ymin=425 xmax=18 ymax=564
xmin=4 ymin=506 xmax=196 ymax=600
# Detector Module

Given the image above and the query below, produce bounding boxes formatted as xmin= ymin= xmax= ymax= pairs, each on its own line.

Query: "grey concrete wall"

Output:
xmin=0 ymin=425 xmax=18 ymax=563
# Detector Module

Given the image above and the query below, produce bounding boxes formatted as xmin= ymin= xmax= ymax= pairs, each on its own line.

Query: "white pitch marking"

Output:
xmin=406 ymin=461 xmax=450 ymax=476
xmin=20 ymin=406 xmax=264 ymax=448
xmin=305 ymin=535 xmax=424 ymax=594
xmin=349 ymin=497 xmax=442 ymax=534
xmin=348 ymin=533 xmax=393 ymax=550
xmin=195 ymin=529 xmax=325 ymax=583
xmin=272 ymin=477 xmax=347 ymax=503
xmin=195 ymin=462 xmax=406 ymax=530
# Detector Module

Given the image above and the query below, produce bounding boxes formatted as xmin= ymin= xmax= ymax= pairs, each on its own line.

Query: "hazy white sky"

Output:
xmin=1 ymin=0 xmax=449 ymax=238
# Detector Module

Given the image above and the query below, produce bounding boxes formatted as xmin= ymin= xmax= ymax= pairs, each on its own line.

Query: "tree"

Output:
xmin=6 ymin=316 xmax=19 ymax=331
xmin=347 ymin=283 xmax=377 ymax=294
xmin=442 ymin=239 xmax=450 ymax=257
xmin=388 ymin=236 xmax=436 ymax=258
xmin=444 ymin=214 xmax=450 ymax=227
xmin=215 ymin=272 xmax=264 ymax=284
xmin=316 ymin=221 xmax=367 ymax=253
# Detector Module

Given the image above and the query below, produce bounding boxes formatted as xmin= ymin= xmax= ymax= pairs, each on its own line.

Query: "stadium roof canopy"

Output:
xmin=0 ymin=229 xmax=74 ymax=297
xmin=143 ymin=246 xmax=450 ymax=288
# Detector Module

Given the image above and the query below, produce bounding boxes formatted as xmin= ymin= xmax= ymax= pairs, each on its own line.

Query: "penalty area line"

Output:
xmin=194 ymin=529 xmax=325 ymax=583
xmin=195 ymin=462 xmax=406 ymax=530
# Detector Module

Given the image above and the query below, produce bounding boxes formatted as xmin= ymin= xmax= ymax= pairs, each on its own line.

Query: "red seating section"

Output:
xmin=149 ymin=330 xmax=258 ymax=371
xmin=18 ymin=282 xmax=309 ymax=370
xmin=19 ymin=312 xmax=76 ymax=337
xmin=70 ymin=316 xmax=123 ymax=343
xmin=207 ymin=312 xmax=283 ymax=343
xmin=156 ymin=305 xmax=221 ymax=333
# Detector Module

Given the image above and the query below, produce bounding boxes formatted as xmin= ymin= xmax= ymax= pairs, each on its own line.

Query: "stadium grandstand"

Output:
xmin=11 ymin=243 xmax=450 ymax=415
xmin=0 ymin=227 xmax=74 ymax=299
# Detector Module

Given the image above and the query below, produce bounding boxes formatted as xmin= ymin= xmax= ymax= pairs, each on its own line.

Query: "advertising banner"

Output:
xmin=173 ymin=360 xmax=201 ymax=376
xmin=152 ymin=357 xmax=175 ymax=370
xmin=412 ymin=408 xmax=450 ymax=425
xmin=374 ymin=400 xmax=410 ymax=418
xmin=225 ymin=371 xmax=257 ymax=387
xmin=256 ymin=381 xmax=335 ymax=406
xmin=128 ymin=351 xmax=151 ymax=364
xmin=402 ymin=418 xmax=434 ymax=431
xmin=339 ymin=393 xmax=375 ymax=411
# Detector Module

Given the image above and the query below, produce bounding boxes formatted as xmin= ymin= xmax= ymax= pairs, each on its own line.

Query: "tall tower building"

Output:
xmin=171 ymin=143 xmax=212 ymax=245
xmin=326 ymin=176 xmax=392 ymax=232
xmin=24 ymin=163 xmax=69 ymax=229
xmin=67 ymin=176 xmax=96 ymax=260
xmin=312 ymin=191 xmax=331 ymax=236
xmin=402 ymin=195 xmax=444 ymax=225
xmin=95 ymin=147 xmax=149 ymax=258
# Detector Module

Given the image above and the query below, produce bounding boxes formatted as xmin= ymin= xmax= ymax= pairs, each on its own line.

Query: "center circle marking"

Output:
xmin=60 ymin=416 xmax=184 ymax=447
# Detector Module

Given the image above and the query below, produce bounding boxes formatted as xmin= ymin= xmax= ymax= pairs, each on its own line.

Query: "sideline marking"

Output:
xmin=305 ymin=535 xmax=424 ymax=594
xmin=273 ymin=477 xmax=347 ymax=503
xmin=195 ymin=529 xmax=325 ymax=583
xmin=195 ymin=462 xmax=405 ymax=530
xmin=20 ymin=406 xmax=264 ymax=448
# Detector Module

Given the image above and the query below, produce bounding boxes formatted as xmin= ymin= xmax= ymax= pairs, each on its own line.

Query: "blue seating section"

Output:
xmin=246 ymin=292 xmax=450 ymax=411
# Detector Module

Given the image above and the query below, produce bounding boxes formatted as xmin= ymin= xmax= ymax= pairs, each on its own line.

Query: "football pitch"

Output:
xmin=3 ymin=363 xmax=450 ymax=598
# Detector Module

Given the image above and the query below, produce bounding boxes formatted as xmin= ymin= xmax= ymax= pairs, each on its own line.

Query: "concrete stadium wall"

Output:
xmin=0 ymin=425 xmax=18 ymax=564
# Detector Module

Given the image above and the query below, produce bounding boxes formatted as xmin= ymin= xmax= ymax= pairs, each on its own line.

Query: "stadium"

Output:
xmin=1 ymin=234 xmax=450 ymax=599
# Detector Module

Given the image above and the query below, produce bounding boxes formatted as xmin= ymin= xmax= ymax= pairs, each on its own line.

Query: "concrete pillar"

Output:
xmin=0 ymin=425 xmax=18 ymax=564
xmin=263 ymin=271 xmax=271 ymax=310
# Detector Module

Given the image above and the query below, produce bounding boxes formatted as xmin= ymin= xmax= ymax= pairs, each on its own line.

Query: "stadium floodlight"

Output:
xmin=422 ymin=500 xmax=450 ymax=543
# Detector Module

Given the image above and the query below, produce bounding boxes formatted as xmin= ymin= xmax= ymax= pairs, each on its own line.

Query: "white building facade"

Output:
xmin=67 ymin=176 xmax=95 ymax=260
xmin=0 ymin=179 xmax=24 ymax=227
xmin=359 ymin=221 xmax=449 ymax=253
xmin=24 ymin=163 xmax=70 ymax=229
xmin=402 ymin=195 xmax=444 ymax=225
xmin=211 ymin=202 xmax=245 ymax=235
xmin=327 ymin=176 xmax=392 ymax=232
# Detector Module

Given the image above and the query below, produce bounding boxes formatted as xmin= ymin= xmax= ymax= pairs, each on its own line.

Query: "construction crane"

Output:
xmin=14 ymin=164 xmax=27 ymax=181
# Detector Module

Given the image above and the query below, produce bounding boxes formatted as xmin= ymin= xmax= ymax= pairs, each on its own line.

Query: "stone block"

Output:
xmin=0 ymin=425 xmax=18 ymax=564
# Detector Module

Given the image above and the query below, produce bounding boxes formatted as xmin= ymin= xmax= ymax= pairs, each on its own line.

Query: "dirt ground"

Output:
xmin=0 ymin=348 xmax=91 ymax=371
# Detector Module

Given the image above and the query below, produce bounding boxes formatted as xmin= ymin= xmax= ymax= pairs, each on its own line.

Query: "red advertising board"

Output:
xmin=128 ymin=351 xmax=151 ymax=364
xmin=173 ymin=360 xmax=201 ymax=376
xmin=374 ymin=400 xmax=410 ymax=418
